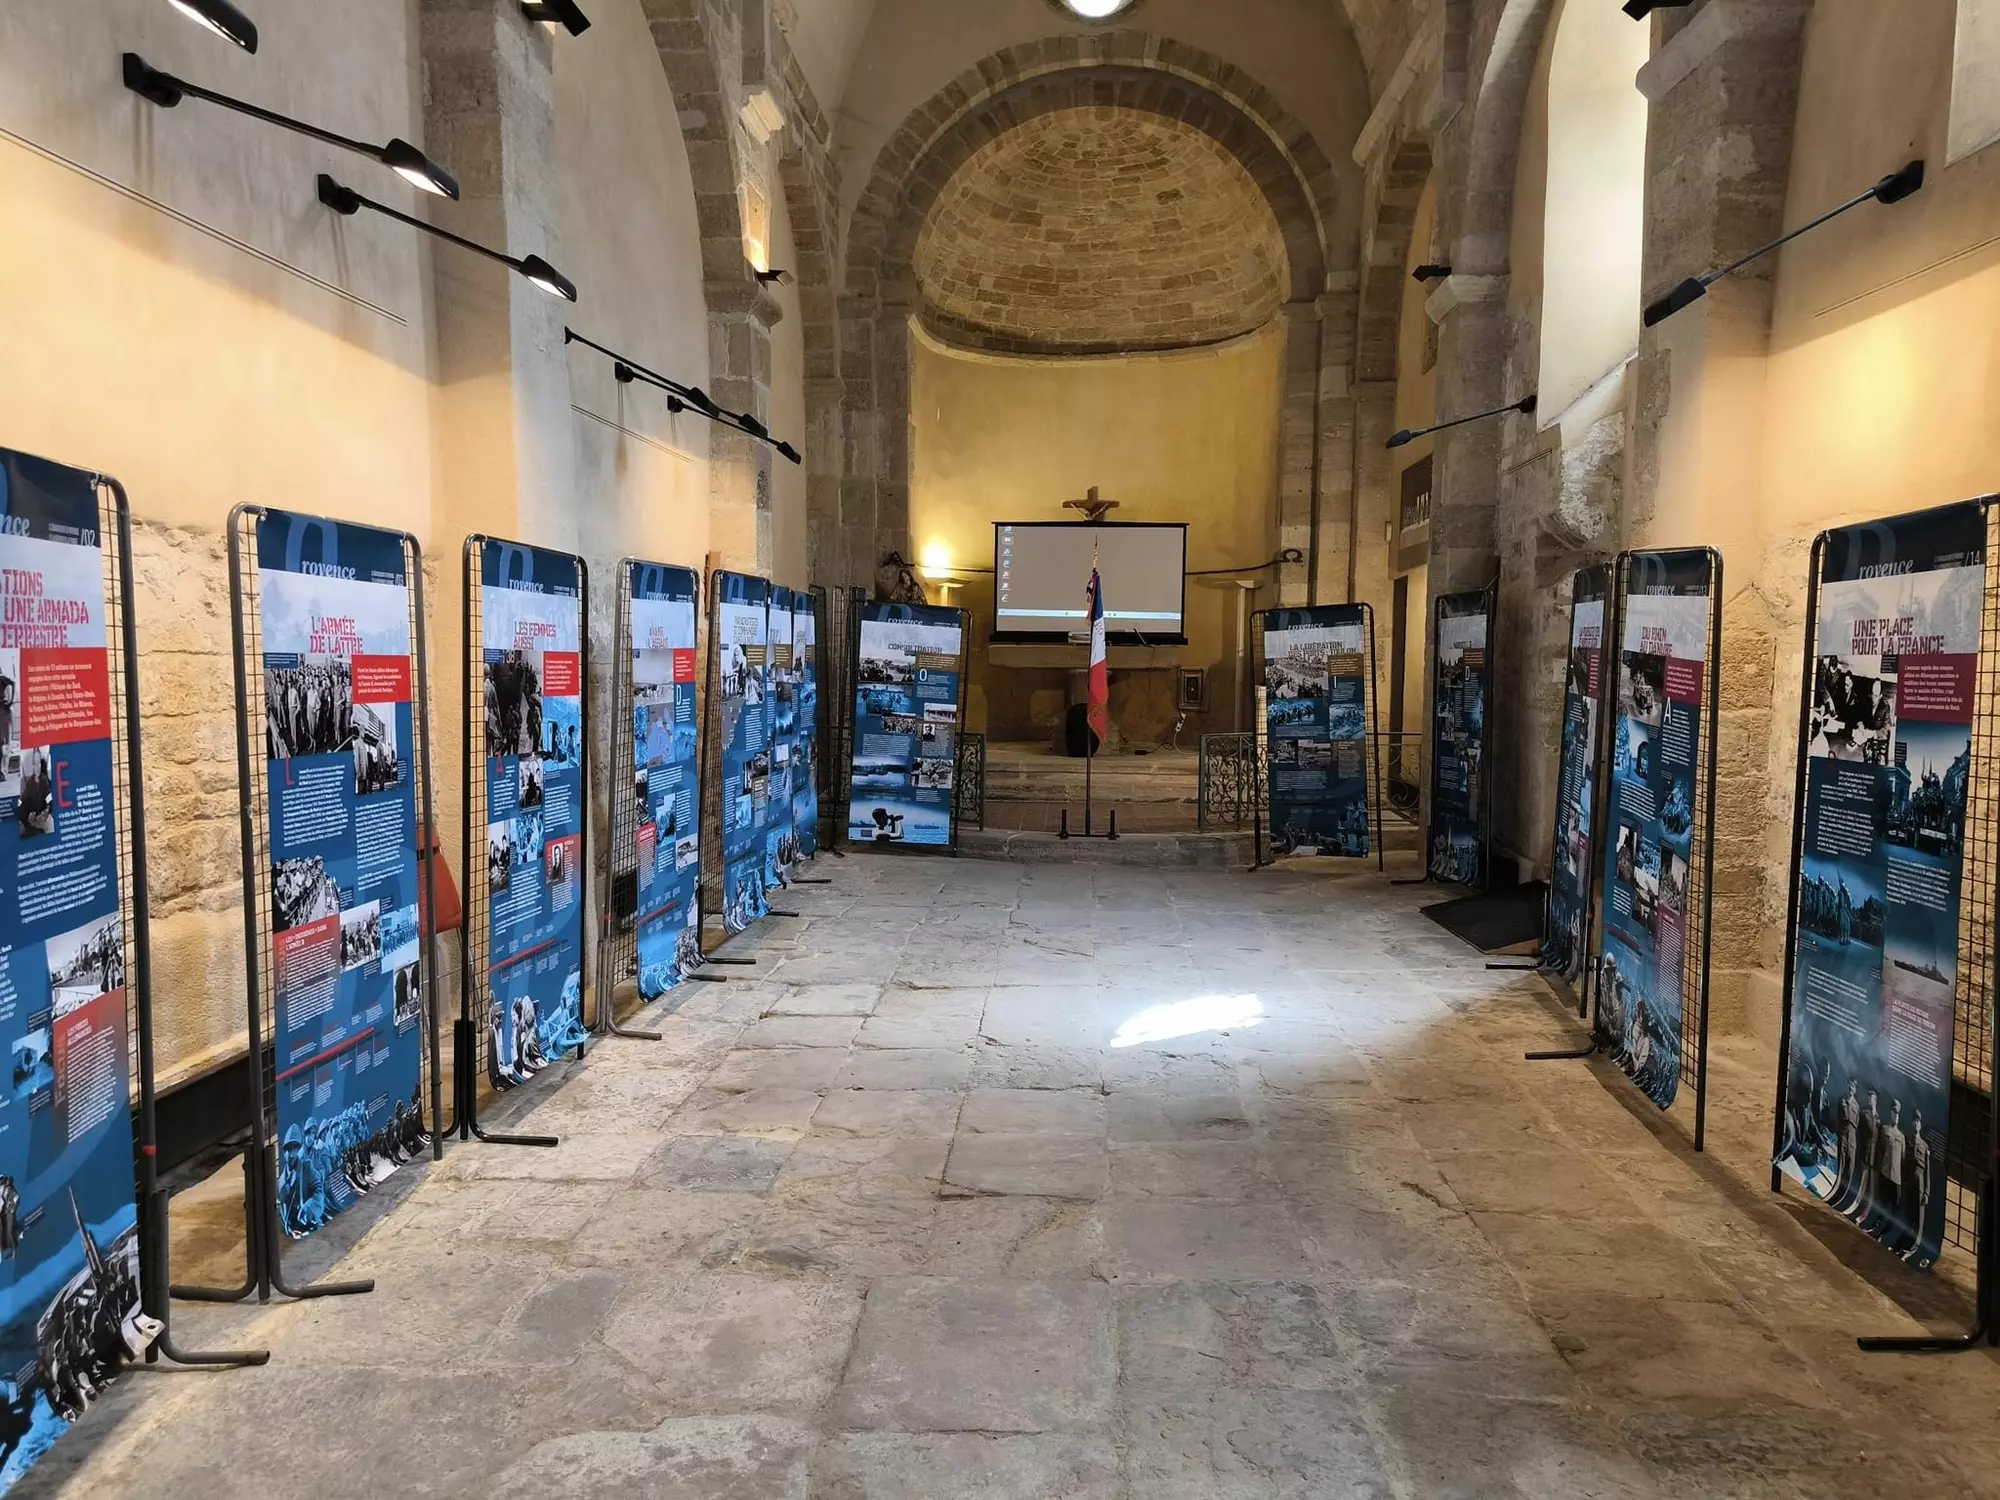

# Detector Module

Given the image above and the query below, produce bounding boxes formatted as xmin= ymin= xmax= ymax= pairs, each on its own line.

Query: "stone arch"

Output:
xmin=842 ymin=32 xmax=1353 ymax=601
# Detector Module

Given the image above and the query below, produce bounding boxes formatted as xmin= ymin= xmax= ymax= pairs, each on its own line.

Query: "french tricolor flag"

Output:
xmin=1086 ymin=561 xmax=1108 ymax=745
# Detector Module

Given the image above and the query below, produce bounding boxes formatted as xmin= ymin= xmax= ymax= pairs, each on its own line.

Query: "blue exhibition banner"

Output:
xmin=630 ymin=562 xmax=702 ymax=997
xmin=257 ymin=509 xmax=428 ymax=1236
xmin=1776 ymin=502 xmax=1984 ymax=1270
xmin=765 ymin=586 xmax=799 ymax=888
xmin=1261 ymin=606 xmax=1372 ymax=857
xmin=0 ymin=450 xmax=145 ymax=1492
xmin=1428 ymin=591 xmax=1489 ymax=884
xmin=1544 ymin=567 xmax=1610 ymax=979
xmin=793 ymin=593 xmax=821 ymax=858
xmin=1597 ymin=550 xmax=1713 ymax=1113
xmin=480 ymin=541 xmax=588 ymax=1090
xmin=847 ymin=602 xmax=965 ymax=848
xmin=714 ymin=572 xmax=771 ymax=932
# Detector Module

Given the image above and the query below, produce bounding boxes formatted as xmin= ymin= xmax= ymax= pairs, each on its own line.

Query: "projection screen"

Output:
xmin=993 ymin=522 xmax=1188 ymax=644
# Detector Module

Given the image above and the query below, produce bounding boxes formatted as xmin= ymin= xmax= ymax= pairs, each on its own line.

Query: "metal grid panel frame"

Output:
xmin=1773 ymin=502 xmax=2000 ymax=1278
xmin=1248 ymin=603 xmax=1385 ymax=869
xmin=601 ymin=562 xmax=639 ymax=1005
xmin=1587 ymin=548 xmax=1721 ymax=1153
xmin=228 ymin=509 xmax=443 ymax=1224
xmin=457 ymin=536 xmax=591 ymax=1103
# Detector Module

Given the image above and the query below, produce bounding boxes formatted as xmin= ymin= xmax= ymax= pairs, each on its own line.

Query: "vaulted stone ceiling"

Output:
xmin=912 ymin=107 xmax=1289 ymax=354
xmin=777 ymin=1 xmax=1417 ymax=120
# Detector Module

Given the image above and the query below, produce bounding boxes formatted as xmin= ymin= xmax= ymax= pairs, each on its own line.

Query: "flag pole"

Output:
xmin=1085 ymin=545 xmax=1095 ymax=837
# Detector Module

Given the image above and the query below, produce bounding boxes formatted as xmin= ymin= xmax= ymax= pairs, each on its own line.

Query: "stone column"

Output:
xmin=1630 ymin=0 xmax=1807 ymax=1036
xmin=418 ymin=0 xmax=579 ymax=878
xmin=838 ymin=291 xmax=881 ymax=591
xmin=873 ymin=287 xmax=916 ymax=584
xmin=706 ymin=282 xmax=781 ymax=572
xmin=1275 ymin=301 xmax=1321 ymax=606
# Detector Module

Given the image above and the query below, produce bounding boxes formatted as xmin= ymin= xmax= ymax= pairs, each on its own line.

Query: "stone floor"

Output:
xmin=25 ymin=855 xmax=2000 ymax=1498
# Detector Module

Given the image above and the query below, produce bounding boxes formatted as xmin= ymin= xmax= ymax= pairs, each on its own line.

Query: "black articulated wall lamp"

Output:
xmin=1621 ymin=1 xmax=1692 ymax=17
xmin=318 ymin=174 xmax=577 ymax=300
xmin=1411 ymin=264 xmax=1452 ymax=284
xmin=168 ymin=0 xmax=258 ymax=51
xmin=1387 ymin=393 xmax=1536 ymax=451
xmin=126 ymin=54 xmax=458 ymax=198
xmin=754 ymin=268 xmax=795 ymax=286
xmin=573 ymin=329 xmax=802 ymax=465
xmin=1644 ymin=160 xmax=1924 ymax=327
xmin=522 ymin=1 xmax=592 ymax=35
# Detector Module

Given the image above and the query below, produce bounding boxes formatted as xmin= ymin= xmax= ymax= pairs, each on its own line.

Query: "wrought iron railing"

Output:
xmin=1198 ymin=732 xmax=1262 ymax=831
xmin=955 ymin=730 xmax=987 ymax=831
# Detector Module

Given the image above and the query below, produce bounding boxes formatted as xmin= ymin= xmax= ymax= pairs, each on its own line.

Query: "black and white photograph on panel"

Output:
xmin=518 ymin=752 xmax=546 ymax=810
xmin=266 ymin=656 xmax=354 ymax=759
xmin=488 ymin=819 xmax=515 ymax=896
xmin=274 ymin=855 xmax=342 ymax=933
xmin=352 ymin=700 xmax=402 ymax=796
xmin=15 ymin=746 xmax=53 ymax=839
xmin=1809 ymin=653 xmax=1896 ymax=763
xmin=45 ymin=911 xmax=124 ymax=1017
xmin=485 ymin=648 xmax=543 ymax=758
xmin=339 ymin=900 xmax=382 ymax=972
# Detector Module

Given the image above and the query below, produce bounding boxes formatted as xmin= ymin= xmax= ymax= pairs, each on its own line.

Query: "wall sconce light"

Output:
xmin=521 ymin=1 xmax=591 ymax=35
xmin=1622 ymin=1 xmax=1691 ymax=17
xmin=573 ymin=330 xmax=802 ymax=465
xmin=127 ymin=55 xmax=458 ymax=199
xmin=318 ymin=174 xmax=575 ymax=298
xmin=168 ymin=0 xmax=258 ymax=52
xmin=1387 ymin=393 xmax=1535 ymax=450
xmin=1411 ymin=264 xmax=1452 ymax=283
xmin=754 ymin=267 xmax=795 ymax=286
xmin=1643 ymin=159 xmax=1924 ymax=326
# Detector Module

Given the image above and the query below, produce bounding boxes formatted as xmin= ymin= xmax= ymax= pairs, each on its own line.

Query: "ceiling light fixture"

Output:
xmin=521 ymin=0 xmax=592 ymax=36
xmin=318 ymin=174 xmax=575 ymax=299
xmin=1643 ymin=160 xmax=1924 ymax=327
xmin=754 ymin=267 xmax=795 ymax=286
xmin=127 ymin=55 xmax=458 ymax=198
xmin=168 ymin=0 xmax=258 ymax=52
xmin=1387 ymin=393 xmax=1536 ymax=450
xmin=1055 ymin=0 xmax=1139 ymax=19
xmin=1411 ymin=264 xmax=1453 ymax=284
xmin=570 ymin=329 xmax=801 ymax=465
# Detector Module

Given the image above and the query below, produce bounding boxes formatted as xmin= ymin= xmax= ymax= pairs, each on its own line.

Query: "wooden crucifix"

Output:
xmin=1064 ymin=486 xmax=1120 ymax=523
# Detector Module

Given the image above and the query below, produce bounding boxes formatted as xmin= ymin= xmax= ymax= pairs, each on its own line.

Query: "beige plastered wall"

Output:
xmin=909 ymin=320 xmax=1283 ymax=745
xmin=0 ymin=0 xmax=765 ymax=1087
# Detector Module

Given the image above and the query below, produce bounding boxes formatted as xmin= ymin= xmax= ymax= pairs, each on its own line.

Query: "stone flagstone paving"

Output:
xmin=21 ymin=856 xmax=2000 ymax=1498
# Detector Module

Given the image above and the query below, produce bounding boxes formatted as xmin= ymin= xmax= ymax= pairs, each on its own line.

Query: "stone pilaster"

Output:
xmin=1275 ymin=302 xmax=1322 ymax=607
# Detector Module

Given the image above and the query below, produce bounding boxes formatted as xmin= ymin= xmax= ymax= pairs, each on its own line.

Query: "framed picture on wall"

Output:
xmin=1396 ymin=456 xmax=1432 ymax=575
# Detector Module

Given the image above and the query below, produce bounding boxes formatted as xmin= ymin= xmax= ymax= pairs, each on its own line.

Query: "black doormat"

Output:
xmin=1421 ymin=880 xmax=1547 ymax=954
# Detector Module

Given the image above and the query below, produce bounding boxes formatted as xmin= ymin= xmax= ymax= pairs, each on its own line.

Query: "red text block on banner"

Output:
xmin=19 ymin=647 xmax=110 ymax=745
xmin=1898 ymin=655 xmax=1974 ymax=722
xmin=1664 ymin=658 xmax=1704 ymax=704
xmin=542 ymin=651 xmax=582 ymax=697
xmin=673 ymin=648 xmax=697 ymax=684
xmin=352 ymin=654 xmax=412 ymax=705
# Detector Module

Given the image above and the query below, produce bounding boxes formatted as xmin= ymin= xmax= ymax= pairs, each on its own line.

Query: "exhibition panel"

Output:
xmin=627 ymin=562 xmax=703 ymax=998
xmin=1544 ymin=566 xmax=1613 ymax=984
xmin=0 ymin=451 xmax=148 ymax=1491
xmin=766 ymin=585 xmax=800 ymax=889
xmin=1774 ymin=499 xmax=1994 ymax=1293
xmin=1256 ymin=604 xmax=1381 ymax=865
xmin=1596 ymin=549 xmax=1722 ymax=1142
xmin=1427 ymin=589 xmax=1492 ymax=887
xmin=844 ymin=602 xmax=968 ymax=851
xmin=794 ymin=591 xmax=823 ymax=859
xmin=254 ymin=511 xmax=430 ymax=1231
xmin=469 ymin=540 xmax=591 ymax=1094
xmin=709 ymin=571 xmax=772 ymax=933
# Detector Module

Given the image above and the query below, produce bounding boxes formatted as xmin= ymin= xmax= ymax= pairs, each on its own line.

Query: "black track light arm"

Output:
xmin=168 ymin=0 xmax=258 ymax=53
xmin=1411 ymin=264 xmax=1453 ymax=283
xmin=522 ymin=0 xmax=592 ymax=35
xmin=126 ymin=54 xmax=460 ymax=199
xmin=1622 ymin=1 xmax=1692 ymax=18
xmin=1644 ymin=160 xmax=1924 ymax=327
xmin=568 ymin=329 xmax=801 ymax=465
xmin=1386 ymin=393 xmax=1536 ymax=451
xmin=318 ymin=174 xmax=575 ymax=299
